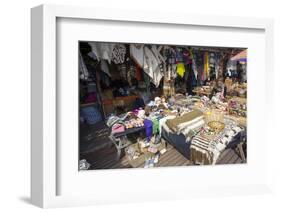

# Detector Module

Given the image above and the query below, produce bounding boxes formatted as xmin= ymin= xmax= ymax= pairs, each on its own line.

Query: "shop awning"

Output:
xmin=231 ymin=49 xmax=247 ymax=63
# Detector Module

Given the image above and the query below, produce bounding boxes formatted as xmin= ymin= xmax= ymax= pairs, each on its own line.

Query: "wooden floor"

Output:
xmin=81 ymin=141 xmax=246 ymax=170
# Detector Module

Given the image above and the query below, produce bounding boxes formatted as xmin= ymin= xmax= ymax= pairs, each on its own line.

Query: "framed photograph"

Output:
xmin=31 ymin=4 xmax=274 ymax=208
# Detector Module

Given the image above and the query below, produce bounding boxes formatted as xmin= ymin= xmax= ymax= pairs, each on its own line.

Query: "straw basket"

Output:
xmin=203 ymin=110 xmax=225 ymax=132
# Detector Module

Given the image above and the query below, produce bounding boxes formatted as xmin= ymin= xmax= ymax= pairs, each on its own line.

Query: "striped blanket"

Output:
xmin=166 ymin=110 xmax=204 ymax=135
xmin=190 ymin=122 xmax=244 ymax=165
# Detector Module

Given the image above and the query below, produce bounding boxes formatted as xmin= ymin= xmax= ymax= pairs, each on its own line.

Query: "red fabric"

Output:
xmin=135 ymin=64 xmax=142 ymax=81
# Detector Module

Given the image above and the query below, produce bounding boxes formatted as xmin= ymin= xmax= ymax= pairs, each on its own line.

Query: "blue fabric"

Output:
xmin=161 ymin=129 xmax=190 ymax=159
xmin=143 ymin=119 xmax=153 ymax=141
xmin=80 ymin=106 xmax=102 ymax=125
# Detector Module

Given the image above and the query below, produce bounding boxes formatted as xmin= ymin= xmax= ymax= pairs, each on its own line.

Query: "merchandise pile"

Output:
xmin=107 ymin=88 xmax=246 ymax=166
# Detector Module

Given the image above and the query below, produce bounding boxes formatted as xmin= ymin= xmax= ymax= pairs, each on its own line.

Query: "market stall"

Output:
xmin=79 ymin=42 xmax=247 ymax=169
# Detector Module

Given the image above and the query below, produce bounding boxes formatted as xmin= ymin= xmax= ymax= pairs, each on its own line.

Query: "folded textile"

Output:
xmin=181 ymin=119 xmax=205 ymax=138
xmin=190 ymin=135 xmax=214 ymax=165
xmin=111 ymin=123 xmax=125 ymax=134
xmin=159 ymin=115 xmax=176 ymax=135
xmin=166 ymin=110 xmax=203 ymax=133
xmin=177 ymin=116 xmax=204 ymax=132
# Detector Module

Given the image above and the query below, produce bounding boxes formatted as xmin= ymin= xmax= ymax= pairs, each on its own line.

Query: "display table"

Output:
xmin=109 ymin=126 xmax=145 ymax=160
xmin=161 ymin=125 xmax=246 ymax=164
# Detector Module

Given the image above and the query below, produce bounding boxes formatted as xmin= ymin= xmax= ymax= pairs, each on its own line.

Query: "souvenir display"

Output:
xmin=79 ymin=42 xmax=247 ymax=170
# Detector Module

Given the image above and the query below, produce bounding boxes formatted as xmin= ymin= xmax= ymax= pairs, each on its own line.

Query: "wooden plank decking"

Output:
xmin=81 ymin=142 xmax=245 ymax=170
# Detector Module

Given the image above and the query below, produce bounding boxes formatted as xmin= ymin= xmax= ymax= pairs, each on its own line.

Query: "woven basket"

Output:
xmin=204 ymin=110 xmax=225 ymax=132
xmin=204 ymin=110 xmax=224 ymax=123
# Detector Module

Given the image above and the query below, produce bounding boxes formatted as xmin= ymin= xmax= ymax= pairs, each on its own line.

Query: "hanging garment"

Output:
xmin=226 ymin=60 xmax=237 ymax=77
xmin=135 ymin=64 xmax=142 ymax=81
xmin=130 ymin=44 xmax=148 ymax=70
xmin=143 ymin=46 xmax=163 ymax=87
xmin=209 ymin=52 xmax=215 ymax=64
xmin=241 ymin=63 xmax=247 ymax=82
xmin=117 ymin=64 xmax=127 ymax=80
xmin=195 ymin=51 xmax=205 ymax=84
xmin=88 ymin=42 xmax=115 ymax=63
xmin=170 ymin=64 xmax=177 ymax=79
xmin=163 ymin=65 xmax=175 ymax=97
xmin=182 ymin=49 xmax=192 ymax=64
xmin=163 ymin=46 xmax=176 ymax=64
xmin=186 ymin=64 xmax=197 ymax=94
xmin=175 ymin=48 xmax=184 ymax=63
xmin=151 ymin=45 xmax=165 ymax=74
xmin=213 ymin=53 xmax=220 ymax=79
xmin=209 ymin=53 xmax=216 ymax=80
xmin=99 ymin=71 xmax=111 ymax=87
xmin=79 ymin=52 xmax=89 ymax=80
xmin=87 ymin=51 xmax=97 ymax=60
xmin=143 ymin=72 xmax=151 ymax=93
xmin=151 ymin=45 xmax=165 ymax=64
xmin=203 ymin=52 xmax=210 ymax=80
xmin=143 ymin=47 xmax=156 ymax=81
xmin=189 ymin=49 xmax=198 ymax=80
xmin=176 ymin=63 xmax=185 ymax=78
xmin=127 ymin=63 xmax=136 ymax=86
xmin=192 ymin=59 xmax=198 ymax=80
xmin=112 ymin=44 xmax=126 ymax=64
xmin=163 ymin=65 xmax=169 ymax=96
xmin=100 ymin=60 xmax=111 ymax=77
